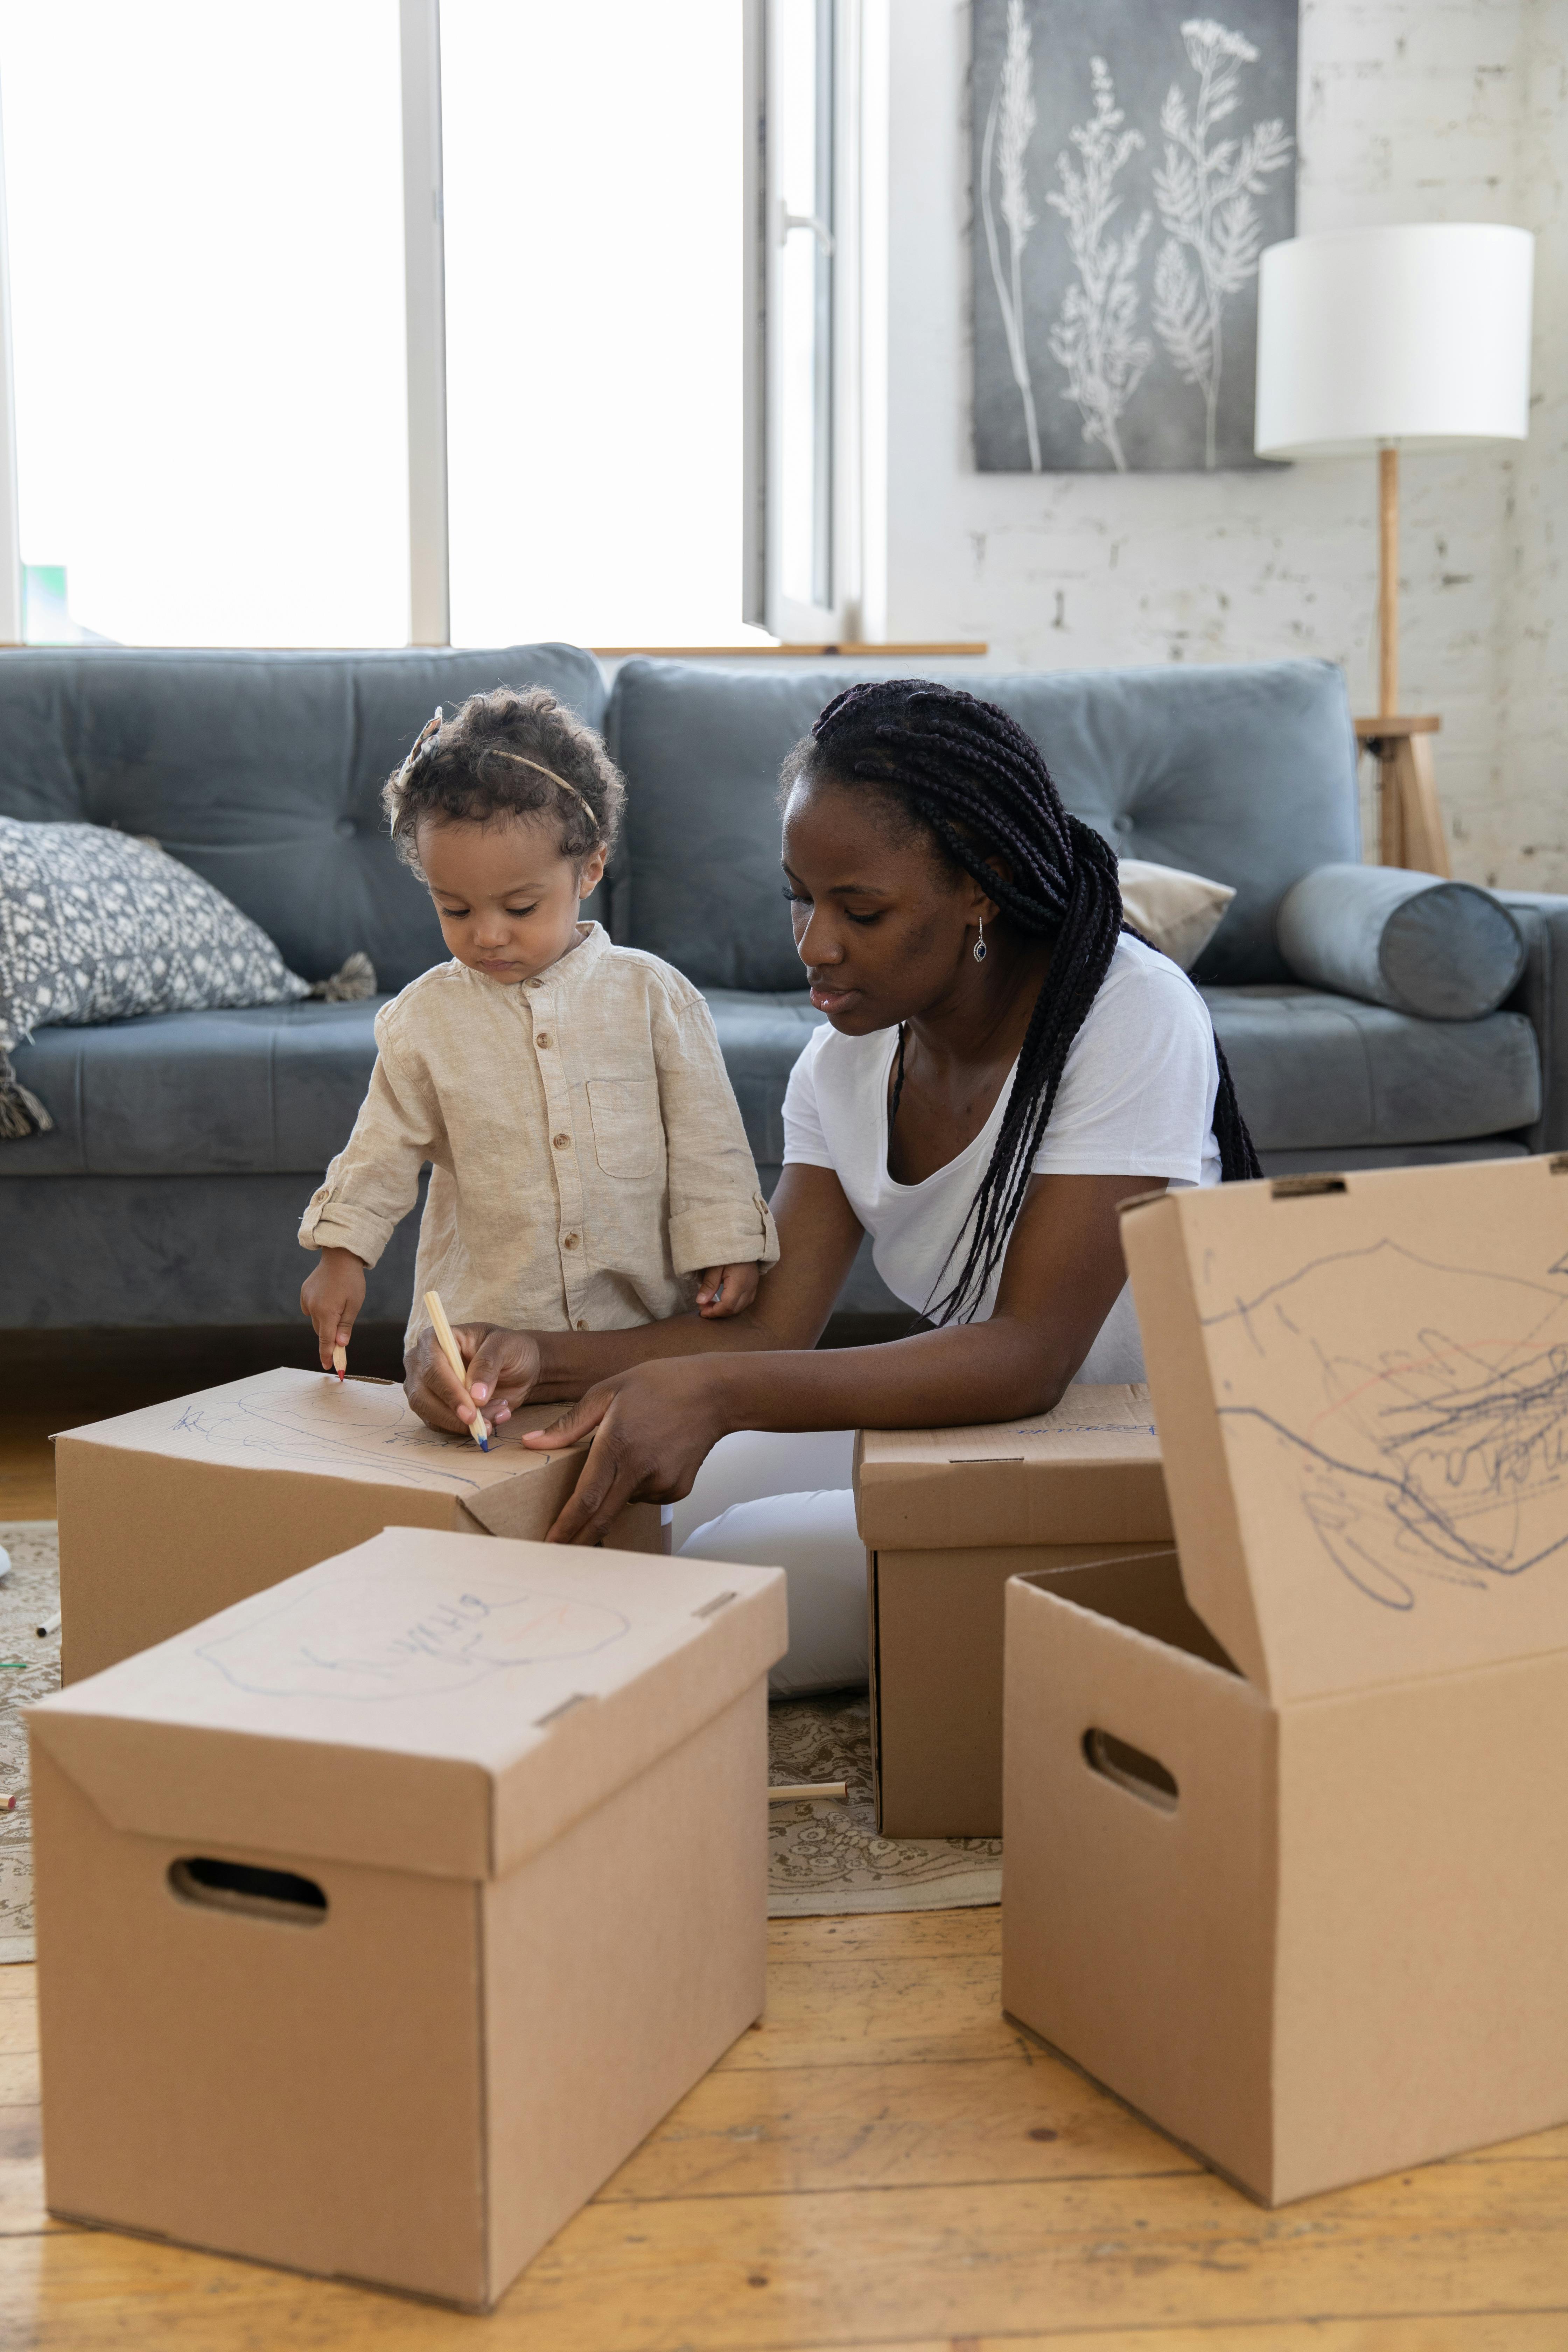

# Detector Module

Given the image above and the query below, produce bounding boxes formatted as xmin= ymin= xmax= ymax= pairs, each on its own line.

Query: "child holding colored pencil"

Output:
xmin=299 ymin=690 xmax=778 ymax=1413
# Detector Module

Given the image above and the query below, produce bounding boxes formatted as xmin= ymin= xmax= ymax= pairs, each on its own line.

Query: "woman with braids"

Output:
xmin=406 ymin=680 xmax=1260 ymax=1692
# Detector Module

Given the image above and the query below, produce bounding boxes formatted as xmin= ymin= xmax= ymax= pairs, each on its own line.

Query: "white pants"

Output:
xmin=675 ymin=1429 xmax=865 ymax=1695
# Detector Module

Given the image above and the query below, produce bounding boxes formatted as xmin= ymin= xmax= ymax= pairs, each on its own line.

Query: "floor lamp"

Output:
xmin=1255 ymin=223 xmax=1534 ymax=873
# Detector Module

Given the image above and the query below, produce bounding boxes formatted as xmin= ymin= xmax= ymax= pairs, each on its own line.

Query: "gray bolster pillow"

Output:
xmin=1276 ymin=863 xmax=1525 ymax=1020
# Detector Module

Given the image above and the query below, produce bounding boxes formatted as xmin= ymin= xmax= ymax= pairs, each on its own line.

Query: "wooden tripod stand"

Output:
xmin=1353 ymin=447 xmax=1450 ymax=875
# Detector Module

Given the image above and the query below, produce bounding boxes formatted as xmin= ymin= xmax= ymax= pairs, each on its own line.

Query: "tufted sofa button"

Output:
xmin=1114 ymin=814 xmax=1133 ymax=834
xmin=334 ymin=817 xmax=357 ymax=839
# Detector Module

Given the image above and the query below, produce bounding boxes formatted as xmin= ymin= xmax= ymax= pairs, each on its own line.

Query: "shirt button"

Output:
xmin=553 ymin=1132 xmax=570 ymax=1149
xmin=563 ymin=1233 xmax=579 ymax=1250
xmin=576 ymin=1319 xmax=587 ymax=1331
xmin=536 ymin=1031 xmax=551 ymax=1048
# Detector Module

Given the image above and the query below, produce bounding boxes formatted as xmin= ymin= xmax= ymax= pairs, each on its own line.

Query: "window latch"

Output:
xmin=778 ymin=202 xmax=834 ymax=256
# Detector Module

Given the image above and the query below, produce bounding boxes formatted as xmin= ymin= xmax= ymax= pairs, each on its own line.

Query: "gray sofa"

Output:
xmin=2 ymin=644 xmax=1562 ymax=1329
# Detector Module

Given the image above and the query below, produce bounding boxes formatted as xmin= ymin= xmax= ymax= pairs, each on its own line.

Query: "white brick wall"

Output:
xmin=883 ymin=0 xmax=1564 ymax=887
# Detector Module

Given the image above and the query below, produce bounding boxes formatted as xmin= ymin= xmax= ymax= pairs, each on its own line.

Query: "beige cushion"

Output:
xmin=1118 ymin=857 xmax=1236 ymax=972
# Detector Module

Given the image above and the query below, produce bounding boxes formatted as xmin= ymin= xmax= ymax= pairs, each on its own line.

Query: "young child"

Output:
xmin=299 ymin=687 xmax=777 ymax=1389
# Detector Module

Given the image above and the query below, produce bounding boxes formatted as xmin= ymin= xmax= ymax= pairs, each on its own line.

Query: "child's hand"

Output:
xmin=301 ymin=1247 xmax=367 ymax=1371
xmin=695 ymin=1262 xmax=760 ymax=1319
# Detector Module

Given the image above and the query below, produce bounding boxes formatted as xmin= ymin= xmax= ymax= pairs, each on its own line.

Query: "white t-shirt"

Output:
xmin=781 ymin=934 xmax=1222 ymax=1383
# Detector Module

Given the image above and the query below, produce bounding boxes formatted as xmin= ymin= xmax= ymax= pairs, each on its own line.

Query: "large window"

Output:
xmin=0 ymin=0 xmax=870 ymax=650
xmin=0 ymin=1 xmax=408 ymax=648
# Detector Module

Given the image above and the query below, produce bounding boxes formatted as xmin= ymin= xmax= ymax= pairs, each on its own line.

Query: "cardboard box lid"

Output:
xmin=1120 ymin=1157 xmax=1568 ymax=1704
xmin=854 ymin=1386 xmax=1170 ymax=1549
xmin=55 ymin=1366 xmax=586 ymax=1537
xmin=28 ymin=1528 xmax=788 ymax=1881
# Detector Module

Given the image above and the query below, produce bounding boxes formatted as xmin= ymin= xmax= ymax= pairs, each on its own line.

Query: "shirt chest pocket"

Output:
xmin=587 ymin=1077 xmax=663 ymax=1180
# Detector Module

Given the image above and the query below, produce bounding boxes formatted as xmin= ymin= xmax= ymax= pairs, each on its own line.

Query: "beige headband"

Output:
xmin=490 ymin=748 xmax=601 ymax=833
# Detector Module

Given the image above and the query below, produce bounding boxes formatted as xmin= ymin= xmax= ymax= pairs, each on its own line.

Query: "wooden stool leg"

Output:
xmin=1399 ymin=733 xmax=1450 ymax=876
xmin=1378 ymin=746 xmax=1406 ymax=868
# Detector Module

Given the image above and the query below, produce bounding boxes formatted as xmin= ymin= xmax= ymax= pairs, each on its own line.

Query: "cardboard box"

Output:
xmin=1002 ymin=1156 xmax=1568 ymax=2205
xmin=29 ymin=1525 xmax=787 ymax=2308
xmin=854 ymin=1388 xmax=1171 ymax=1837
xmin=56 ymin=1366 xmax=664 ymax=1683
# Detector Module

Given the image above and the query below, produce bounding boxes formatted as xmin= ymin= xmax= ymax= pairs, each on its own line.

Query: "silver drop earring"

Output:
xmin=973 ymin=913 xmax=987 ymax=964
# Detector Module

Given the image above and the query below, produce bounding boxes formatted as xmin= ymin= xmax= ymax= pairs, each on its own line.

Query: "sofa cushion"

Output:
xmin=1205 ymin=987 xmax=1540 ymax=1152
xmin=606 ymin=657 xmax=1359 ymax=993
xmin=5 ymin=999 xmax=382 ymax=1177
xmin=703 ymin=987 xmax=825 ymax=1169
xmin=0 ymin=644 xmax=606 ymax=994
xmin=0 ymin=1170 xmax=425 ymax=1328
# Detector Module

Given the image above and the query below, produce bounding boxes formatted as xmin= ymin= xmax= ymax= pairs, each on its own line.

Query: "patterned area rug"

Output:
xmin=768 ymin=1690 xmax=1002 ymax=1917
xmin=0 ymin=1525 xmax=999 ymax=1958
xmin=0 ymin=1523 xmax=59 ymax=1963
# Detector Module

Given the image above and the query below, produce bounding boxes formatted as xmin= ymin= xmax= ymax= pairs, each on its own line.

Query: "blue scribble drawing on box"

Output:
xmin=171 ymin=1385 xmax=491 ymax=1494
xmin=1202 ymin=1240 xmax=1568 ymax=1611
xmin=198 ymin=1566 xmax=630 ymax=1699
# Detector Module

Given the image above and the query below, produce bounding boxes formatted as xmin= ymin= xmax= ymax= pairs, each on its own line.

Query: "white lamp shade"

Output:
xmin=1255 ymin=223 xmax=1534 ymax=457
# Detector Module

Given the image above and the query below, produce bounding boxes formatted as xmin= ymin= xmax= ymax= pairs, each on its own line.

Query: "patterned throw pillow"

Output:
xmin=0 ymin=818 xmax=313 ymax=1138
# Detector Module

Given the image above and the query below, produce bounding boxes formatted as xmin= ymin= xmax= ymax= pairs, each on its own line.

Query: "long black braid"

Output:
xmin=795 ymin=679 xmax=1261 ymax=1325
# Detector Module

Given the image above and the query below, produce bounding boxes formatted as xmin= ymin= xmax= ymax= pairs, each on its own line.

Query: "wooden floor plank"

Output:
xmin=0 ymin=2000 xmax=37 ymax=2056
xmin=766 ymin=1912 xmax=1001 ymax=1959
xmin=0 ymin=2055 xmax=38 ymax=2108
xmin=602 ymin=2052 xmax=1195 ymax=2200
xmin=0 ymin=2106 xmax=44 ymax=2240
xmin=5 ymin=2161 xmax=1568 ymax=2351
xmin=719 ymin=1953 xmax=1014 ymax=2072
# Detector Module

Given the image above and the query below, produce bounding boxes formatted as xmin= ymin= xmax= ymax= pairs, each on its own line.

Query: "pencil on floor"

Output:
xmin=423 ymin=1289 xmax=491 ymax=1450
xmin=769 ymin=1782 xmax=848 ymax=1804
xmin=36 ymin=1610 xmax=61 ymax=1639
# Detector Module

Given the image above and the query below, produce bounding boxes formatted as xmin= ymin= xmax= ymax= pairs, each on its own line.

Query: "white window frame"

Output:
xmin=400 ymin=0 xmax=450 ymax=648
xmin=744 ymin=0 xmax=875 ymax=644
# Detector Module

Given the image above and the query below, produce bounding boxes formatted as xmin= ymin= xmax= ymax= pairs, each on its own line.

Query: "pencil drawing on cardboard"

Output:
xmin=198 ymin=1564 xmax=631 ymax=1700
xmin=1203 ymin=1241 xmax=1568 ymax=1611
xmin=168 ymin=1382 xmax=500 ymax=1494
xmin=974 ymin=0 xmax=1297 ymax=472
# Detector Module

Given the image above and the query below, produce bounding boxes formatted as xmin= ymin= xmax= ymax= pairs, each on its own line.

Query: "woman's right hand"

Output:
xmin=404 ymin=1322 xmax=543 ymax=1433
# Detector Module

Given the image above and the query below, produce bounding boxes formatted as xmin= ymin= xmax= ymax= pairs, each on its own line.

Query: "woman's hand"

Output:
xmin=404 ymin=1321 xmax=543 ymax=1434
xmin=301 ymin=1248 xmax=366 ymax=1372
xmin=522 ymin=1358 xmax=734 ymax=1544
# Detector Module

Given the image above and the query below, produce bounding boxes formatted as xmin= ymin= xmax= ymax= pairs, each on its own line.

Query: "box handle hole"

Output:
xmin=1082 ymin=1728 xmax=1179 ymax=1814
xmin=169 ymin=1856 xmax=328 ymax=1926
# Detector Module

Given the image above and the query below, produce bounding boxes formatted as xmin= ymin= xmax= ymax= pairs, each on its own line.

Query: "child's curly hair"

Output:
xmin=382 ymin=686 xmax=625 ymax=871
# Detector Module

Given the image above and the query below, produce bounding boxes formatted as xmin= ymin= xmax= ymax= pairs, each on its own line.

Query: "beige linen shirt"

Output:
xmin=299 ymin=924 xmax=778 ymax=1342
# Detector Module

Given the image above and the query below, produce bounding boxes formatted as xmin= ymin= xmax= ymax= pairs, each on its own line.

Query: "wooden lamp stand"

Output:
xmin=1352 ymin=446 xmax=1449 ymax=874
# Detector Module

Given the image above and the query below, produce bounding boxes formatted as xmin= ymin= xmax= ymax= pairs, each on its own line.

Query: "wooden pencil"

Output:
xmin=331 ymin=1343 xmax=347 ymax=1382
xmin=768 ymin=1782 xmax=848 ymax=1805
xmin=423 ymin=1289 xmax=491 ymax=1450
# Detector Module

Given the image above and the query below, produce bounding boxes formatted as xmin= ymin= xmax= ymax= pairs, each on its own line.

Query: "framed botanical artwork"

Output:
xmin=973 ymin=2 xmax=1298 ymax=472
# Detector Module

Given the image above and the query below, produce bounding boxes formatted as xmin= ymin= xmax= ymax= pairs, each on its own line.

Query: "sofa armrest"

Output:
xmin=1494 ymin=892 xmax=1568 ymax=1152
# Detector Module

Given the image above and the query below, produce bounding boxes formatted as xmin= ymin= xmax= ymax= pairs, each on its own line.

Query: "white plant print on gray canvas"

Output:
xmin=1044 ymin=59 xmax=1153 ymax=473
xmin=972 ymin=0 xmax=1297 ymax=474
xmin=1152 ymin=20 xmax=1292 ymax=468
